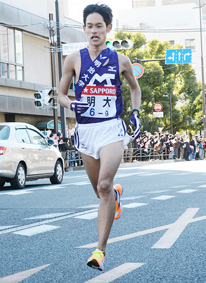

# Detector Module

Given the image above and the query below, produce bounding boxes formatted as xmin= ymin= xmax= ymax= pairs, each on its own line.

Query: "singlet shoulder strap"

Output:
xmin=76 ymin=48 xmax=114 ymax=95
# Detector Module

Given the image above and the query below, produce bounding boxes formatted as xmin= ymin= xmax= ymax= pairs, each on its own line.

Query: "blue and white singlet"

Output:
xmin=75 ymin=48 xmax=123 ymax=124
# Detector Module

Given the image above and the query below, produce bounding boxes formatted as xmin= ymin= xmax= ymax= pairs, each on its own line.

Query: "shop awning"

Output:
xmin=36 ymin=120 xmax=61 ymax=130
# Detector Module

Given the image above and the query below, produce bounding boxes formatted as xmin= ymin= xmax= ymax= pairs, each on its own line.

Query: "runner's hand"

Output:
xmin=70 ymin=100 xmax=89 ymax=114
xmin=130 ymin=113 xmax=141 ymax=139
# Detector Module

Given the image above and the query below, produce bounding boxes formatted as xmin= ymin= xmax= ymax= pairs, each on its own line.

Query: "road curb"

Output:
xmin=67 ymin=158 xmax=186 ymax=171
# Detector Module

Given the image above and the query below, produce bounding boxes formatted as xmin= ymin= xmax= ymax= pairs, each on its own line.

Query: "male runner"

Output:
xmin=58 ymin=3 xmax=141 ymax=271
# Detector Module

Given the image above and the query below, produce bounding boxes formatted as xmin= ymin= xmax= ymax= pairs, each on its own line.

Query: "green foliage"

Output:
xmin=110 ymin=31 xmax=203 ymax=134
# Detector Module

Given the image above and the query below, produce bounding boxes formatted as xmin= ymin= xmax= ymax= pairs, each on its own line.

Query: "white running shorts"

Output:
xmin=74 ymin=118 xmax=130 ymax=159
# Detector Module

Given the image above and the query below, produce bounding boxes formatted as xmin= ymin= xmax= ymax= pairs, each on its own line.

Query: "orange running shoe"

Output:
xmin=114 ymin=184 xmax=123 ymax=220
xmin=87 ymin=250 xmax=105 ymax=271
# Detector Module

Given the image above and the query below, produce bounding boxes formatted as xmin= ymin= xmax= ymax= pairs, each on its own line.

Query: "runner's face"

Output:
xmin=83 ymin=12 xmax=112 ymax=49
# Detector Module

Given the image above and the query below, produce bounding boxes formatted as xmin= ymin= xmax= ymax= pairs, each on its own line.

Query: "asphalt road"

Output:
xmin=0 ymin=160 xmax=206 ymax=283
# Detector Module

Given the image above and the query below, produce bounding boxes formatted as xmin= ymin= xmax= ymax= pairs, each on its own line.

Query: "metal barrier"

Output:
xmin=62 ymin=147 xmax=205 ymax=169
xmin=63 ymin=147 xmax=175 ymax=169
xmin=64 ymin=150 xmax=83 ymax=168
xmin=123 ymin=147 xmax=176 ymax=162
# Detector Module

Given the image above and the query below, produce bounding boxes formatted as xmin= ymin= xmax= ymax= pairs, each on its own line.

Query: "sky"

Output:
xmin=67 ymin=0 xmax=132 ymax=28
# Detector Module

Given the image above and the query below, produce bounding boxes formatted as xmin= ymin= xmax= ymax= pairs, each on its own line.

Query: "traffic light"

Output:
xmin=106 ymin=39 xmax=133 ymax=50
xmin=34 ymin=89 xmax=53 ymax=108
xmin=34 ymin=91 xmax=43 ymax=108
xmin=42 ymin=89 xmax=53 ymax=106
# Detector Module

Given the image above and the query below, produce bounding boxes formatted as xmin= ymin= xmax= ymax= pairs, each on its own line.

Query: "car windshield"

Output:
xmin=0 ymin=126 xmax=10 ymax=140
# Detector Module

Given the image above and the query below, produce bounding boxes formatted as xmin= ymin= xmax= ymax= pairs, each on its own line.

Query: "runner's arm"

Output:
xmin=119 ymin=54 xmax=141 ymax=110
xmin=58 ymin=53 xmax=77 ymax=109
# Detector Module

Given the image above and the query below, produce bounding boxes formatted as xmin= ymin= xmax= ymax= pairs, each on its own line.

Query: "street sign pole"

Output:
xmin=169 ymin=93 xmax=173 ymax=135
xmin=55 ymin=0 xmax=66 ymax=138
xmin=49 ymin=13 xmax=58 ymax=134
xmin=198 ymin=0 xmax=206 ymax=137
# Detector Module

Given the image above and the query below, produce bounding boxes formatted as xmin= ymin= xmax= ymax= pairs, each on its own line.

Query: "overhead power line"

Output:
xmin=0 ymin=21 xmax=206 ymax=33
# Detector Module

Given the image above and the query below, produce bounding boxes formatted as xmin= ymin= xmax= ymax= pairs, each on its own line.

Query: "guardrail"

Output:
xmin=123 ymin=147 xmax=173 ymax=162
xmin=63 ymin=150 xmax=83 ymax=168
xmin=62 ymin=148 xmax=180 ymax=170
xmin=62 ymin=148 xmax=205 ymax=170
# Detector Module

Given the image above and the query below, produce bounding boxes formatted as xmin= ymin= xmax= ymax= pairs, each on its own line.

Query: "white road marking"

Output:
xmin=0 ymin=209 xmax=97 ymax=235
xmin=75 ymin=212 xmax=98 ymax=220
xmin=145 ymin=190 xmax=169 ymax=194
xmin=151 ymin=195 xmax=176 ymax=200
xmin=121 ymin=196 xmax=144 ymax=200
xmin=78 ymin=204 xmax=99 ymax=209
xmin=141 ymin=172 xmax=167 ymax=176
xmin=169 ymin=185 xmax=188 ymax=188
xmin=39 ymin=185 xmax=63 ymax=190
xmin=68 ymin=181 xmax=90 ymax=186
xmin=0 ymin=191 xmax=32 ymax=195
xmin=177 ymin=189 xmax=197 ymax=194
xmin=152 ymin=208 xmax=199 ymax=249
xmin=24 ymin=213 xmax=71 ymax=220
xmin=198 ymin=184 xmax=206 ymax=187
xmin=115 ymin=172 xmax=145 ymax=178
xmin=0 ymin=185 xmax=65 ymax=195
xmin=124 ymin=203 xmax=148 ymax=208
xmin=78 ymin=208 xmax=206 ymax=249
xmin=118 ymin=167 xmax=149 ymax=171
xmin=0 ymin=226 xmax=17 ymax=230
xmin=84 ymin=263 xmax=145 ymax=283
xmin=13 ymin=225 xmax=60 ymax=236
xmin=63 ymin=175 xmax=88 ymax=180
xmin=0 ymin=264 xmax=51 ymax=283
xmin=171 ymin=172 xmax=191 ymax=175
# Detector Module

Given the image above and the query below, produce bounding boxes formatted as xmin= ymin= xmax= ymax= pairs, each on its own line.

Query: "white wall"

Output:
xmin=0 ymin=0 xmax=68 ymax=21
xmin=118 ymin=4 xmax=200 ymax=29
xmin=23 ymin=33 xmax=51 ymax=85
xmin=1 ymin=0 xmax=48 ymax=18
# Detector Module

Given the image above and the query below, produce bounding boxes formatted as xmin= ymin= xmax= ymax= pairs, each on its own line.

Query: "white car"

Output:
xmin=0 ymin=122 xmax=64 ymax=189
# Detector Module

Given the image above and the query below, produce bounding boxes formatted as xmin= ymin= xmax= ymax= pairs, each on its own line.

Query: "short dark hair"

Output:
xmin=83 ymin=4 xmax=113 ymax=26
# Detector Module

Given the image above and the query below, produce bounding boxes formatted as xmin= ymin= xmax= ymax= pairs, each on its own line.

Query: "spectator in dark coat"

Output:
xmin=59 ymin=138 xmax=74 ymax=171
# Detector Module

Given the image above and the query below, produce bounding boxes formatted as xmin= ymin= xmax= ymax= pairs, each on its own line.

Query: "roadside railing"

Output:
xmin=123 ymin=147 xmax=173 ymax=162
xmin=64 ymin=150 xmax=83 ymax=168
xmin=63 ymin=147 xmax=178 ymax=169
xmin=62 ymin=147 xmax=205 ymax=169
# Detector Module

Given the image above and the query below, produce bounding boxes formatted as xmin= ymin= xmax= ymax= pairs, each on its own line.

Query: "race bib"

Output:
xmin=81 ymin=85 xmax=117 ymax=118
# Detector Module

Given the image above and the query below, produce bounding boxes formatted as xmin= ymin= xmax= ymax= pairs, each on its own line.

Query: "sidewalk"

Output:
xmin=119 ymin=158 xmax=180 ymax=168
xmin=68 ymin=158 xmax=183 ymax=171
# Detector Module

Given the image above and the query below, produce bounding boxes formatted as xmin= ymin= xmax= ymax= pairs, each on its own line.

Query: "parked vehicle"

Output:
xmin=0 ymin=122 xmax=64 ymax=189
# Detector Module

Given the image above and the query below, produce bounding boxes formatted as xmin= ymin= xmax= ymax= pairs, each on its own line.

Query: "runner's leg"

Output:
xmin=81 ymin=154 xmax=100 ymax=198
xmin=83 ymin=140 xmax=124 ymax=253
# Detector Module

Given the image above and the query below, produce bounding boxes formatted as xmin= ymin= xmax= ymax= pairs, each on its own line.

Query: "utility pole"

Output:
xmin=49 ymin=13 xmax=58 ymax=134
xmin=163 ymin=93 xmax=173 ymax=134
xmin=55 ymin=0 xmax=67 ymax=138
xmin=198 ymin=0 xmax=206 ymax=137
xmin=169 ymin=93 xmax=173 ymax=134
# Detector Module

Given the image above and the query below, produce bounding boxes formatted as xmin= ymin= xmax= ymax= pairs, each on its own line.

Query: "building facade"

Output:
xmin=0 ymin=0 xmax=87 ymax=132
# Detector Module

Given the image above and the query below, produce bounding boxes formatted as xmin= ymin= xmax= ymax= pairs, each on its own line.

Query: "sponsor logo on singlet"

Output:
xmin=81 ymin=73 xmax=117 ymax=118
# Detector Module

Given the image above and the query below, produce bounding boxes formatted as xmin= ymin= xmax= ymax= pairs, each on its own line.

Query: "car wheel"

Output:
xmin=0 ymin=179 xmax=5 ymax=189
xmin=50 ymin=160 xmax=63 ymax=184
xmin=10 ymin=163 xmax=26 ymax=189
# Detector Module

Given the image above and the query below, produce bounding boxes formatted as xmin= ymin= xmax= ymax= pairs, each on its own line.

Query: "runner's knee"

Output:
xmin=97 ymin=179 xmax=112 ymax=197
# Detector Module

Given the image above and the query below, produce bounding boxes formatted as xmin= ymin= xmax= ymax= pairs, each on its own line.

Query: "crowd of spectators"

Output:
xmin=46 ymin=128 xmax=206 ymax=168
xmin=48 ymin=129 xmax=82 ymax=171
xmin=125 ymin=131 xmax=206 ymax=162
